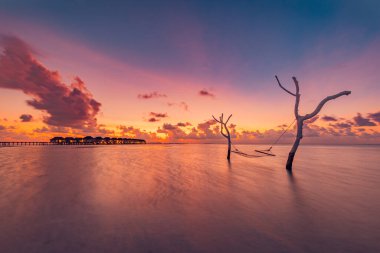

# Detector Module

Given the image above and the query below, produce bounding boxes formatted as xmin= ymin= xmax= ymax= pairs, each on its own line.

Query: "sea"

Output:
xmin=0 ymin=144 xmax=379 ymax=253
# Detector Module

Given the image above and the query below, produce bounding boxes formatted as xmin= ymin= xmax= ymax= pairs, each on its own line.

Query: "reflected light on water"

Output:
xmin=0 ymin=144 xmax=379 ymax=252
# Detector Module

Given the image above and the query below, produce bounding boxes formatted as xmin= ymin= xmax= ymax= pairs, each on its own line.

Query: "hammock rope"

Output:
xmin=232 ymin=118 xmax=296 ymax=158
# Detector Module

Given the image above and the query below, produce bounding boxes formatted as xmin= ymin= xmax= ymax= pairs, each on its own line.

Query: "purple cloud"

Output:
xmin=19 ymin=114 xmax=33 ymax=122
xmin=162 ymin=123 xmax=177 ymax=130
xmin=321 ymin=115 xmax=338 ymax=122
xmin=177 ymin=122 xmax=192 ymax=127
xmin=368 ymin=111 xmax=380 ymax=123
xmin=148 ymin=118 xmax=159 ymax=122
xmin=353 ymin=113 xmax=376 ymax=126
xmin=330 ymin=122 xmax=353 ymax=129
xmin=199 ymin=89 xmax=215 ymax=97
xmin=0 ymin=35 xmax=101 ymax=129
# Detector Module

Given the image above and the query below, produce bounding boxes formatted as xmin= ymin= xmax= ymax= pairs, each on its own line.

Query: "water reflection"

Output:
xmin=0 ymin=144 xmax=379 ymax=252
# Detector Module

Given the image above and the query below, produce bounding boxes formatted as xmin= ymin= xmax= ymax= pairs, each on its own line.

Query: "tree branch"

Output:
xmin=304 ymin=91 xmax=351 ymax=119
xmin=225 ymin=114 xmax=232 ymax=124
xmin=212 ymin=115 xmax=221 ymax=123
xmin=276 ymin=75 xmax=296 ymax=96
xmin=292 ymin=77 xmax=300 ymax=118
xmin=213 ymin=113 xmax=231 ymax=139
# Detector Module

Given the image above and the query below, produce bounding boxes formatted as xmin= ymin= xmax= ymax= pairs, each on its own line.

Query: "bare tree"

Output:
xmin=276 ymin=75 xmax=351 ymax=171
xmin=212 ymin=113 xmax=232 ymax=161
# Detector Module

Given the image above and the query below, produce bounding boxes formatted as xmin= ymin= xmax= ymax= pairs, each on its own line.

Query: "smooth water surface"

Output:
xmin=0 ymin=144 xmax=379 ymax=253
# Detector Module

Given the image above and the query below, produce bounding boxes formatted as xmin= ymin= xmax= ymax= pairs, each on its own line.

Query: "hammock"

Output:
xmin=232 ymin=119 xmax=296 ymax=158
xmin=231 ymin=145 xmax=269 ymax=158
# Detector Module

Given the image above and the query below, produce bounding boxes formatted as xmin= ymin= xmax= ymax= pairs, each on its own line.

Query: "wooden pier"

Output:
xmin=0 ymin=142 xmax=51 ymax=146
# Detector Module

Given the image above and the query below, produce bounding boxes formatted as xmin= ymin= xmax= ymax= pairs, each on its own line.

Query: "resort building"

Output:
xmin=49 ymin=136 xmax=146 ymax=145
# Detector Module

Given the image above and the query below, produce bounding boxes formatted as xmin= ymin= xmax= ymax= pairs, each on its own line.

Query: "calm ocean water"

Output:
xmin=0 ymin=144 xmax=379 ymax=253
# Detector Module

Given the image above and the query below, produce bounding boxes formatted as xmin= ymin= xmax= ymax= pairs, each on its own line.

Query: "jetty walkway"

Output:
xmin=0 ymin=139 xmax=146 ymax=146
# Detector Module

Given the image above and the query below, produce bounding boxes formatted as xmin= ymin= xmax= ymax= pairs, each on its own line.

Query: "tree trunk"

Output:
xmin=286 ymin=118 xmax=303 ymax=171
xmin=227 ymin=138 xmax=231 ymax=160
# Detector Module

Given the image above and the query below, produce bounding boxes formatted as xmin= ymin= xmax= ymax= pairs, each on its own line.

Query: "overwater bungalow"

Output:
xmin=50 ymin=137 xmax=64 ymax=144
xmin=49 ymin=136 xmax=146 ymax=145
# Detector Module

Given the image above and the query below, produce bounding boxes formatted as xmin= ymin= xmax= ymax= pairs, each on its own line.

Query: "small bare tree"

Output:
xmin=276 ymin=75 xmax=351 ymax=171
xmin=212 ymin=113 xmax=232 ymax=161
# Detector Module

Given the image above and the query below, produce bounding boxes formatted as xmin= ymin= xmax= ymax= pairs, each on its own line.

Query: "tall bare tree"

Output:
xmin=276 ymin=75 xmax=351 ymax=171
xmin=212 ymin=113 xmax=232 ymax=161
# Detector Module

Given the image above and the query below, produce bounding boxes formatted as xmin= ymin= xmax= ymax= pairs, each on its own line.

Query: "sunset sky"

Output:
xmin=0 ymin=0 xmax=379 ymax=144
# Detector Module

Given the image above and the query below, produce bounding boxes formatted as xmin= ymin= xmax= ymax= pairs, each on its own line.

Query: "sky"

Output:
xmin=0 ymin=0 xmax=379 ymax=144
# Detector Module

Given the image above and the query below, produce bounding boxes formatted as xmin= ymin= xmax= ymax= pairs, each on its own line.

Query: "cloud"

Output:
xmin=137 ymin=91 xmax=167 ymax=99
xmin=199 ymin=89 xmax=214 ymax=97
xmin=0 ymin=125 xmax=5 ymax=130
xmin=146 ymin=112 xmax=168 ymax=122
xmin=304 ymin=115 xmax=319 ymax=124
xmin=150 ymin=112 xmax=168 ymax=118
xmin=176 ymin=122 xmax=192 ymax=127
xmin=33 ymin=127 xmax=49 ymax=133
xmin=98 ymin=127 xmax=115 ymax=135
xmin=19 ymin=114 xmax=33 ymax=122
xmin=162 ymin=123 xmax=177 ymax=130
xmin=368 ymin=111 xmax=380 ymax=123
xmin=155 ymin=119 xmax=222 ymax=142
xmin=321 ymin=115 xmax=338 ymax=122
xmin=353 ymin=113 xmax=376 ymax=126
xmin=117 ymin=125 xmax=159 ymax=141
xmin=167 ymin=101 xmax=189 ymax=111
xmin=179 ymin=102 xmax=189 ymax=111
xmin=148 ymin=117 xmax=159 ymax=122
xmin=330 ymin=122 xmax=353 ymax=129
xmin=0 ymin=35 xmax=101 ymax=129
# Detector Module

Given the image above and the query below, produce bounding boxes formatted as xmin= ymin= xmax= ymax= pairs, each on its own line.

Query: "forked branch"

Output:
xmin=276 ymin=75 xmax=296 ymax=96
xmin=275 ymin=75 xmax=351 ymax=171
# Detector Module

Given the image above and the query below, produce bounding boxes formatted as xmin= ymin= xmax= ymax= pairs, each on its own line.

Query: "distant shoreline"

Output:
xmin=1 ymin=142 xmax=378 ymax=146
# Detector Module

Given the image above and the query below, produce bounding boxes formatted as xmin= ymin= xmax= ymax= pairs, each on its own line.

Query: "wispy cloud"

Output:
xmin=199 ymin=89 xmax=214 ymax=97
xmin=150 ymin=112 xmax=168 ymax=118
xmin=167 ymin=101 xmax=189 ymax=111
xmin=147 ymin=112 xmax=168 ymax=122
xmin=137 ymin=91 xmax=167 ymax=99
